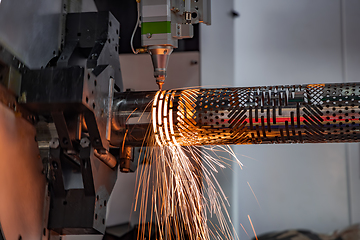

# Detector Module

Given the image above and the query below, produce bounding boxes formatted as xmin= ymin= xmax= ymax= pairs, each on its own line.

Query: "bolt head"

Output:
xmin=49 ymin=139 xmax=60 ymax=149
xmin=80 ymin=138 xmax=90 ymax=148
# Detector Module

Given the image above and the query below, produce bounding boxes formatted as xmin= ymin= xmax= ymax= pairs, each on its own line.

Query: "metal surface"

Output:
xmin=119 ymin=146 xmax=134 ymax=173
xmin=94 ymin=149 xmax=117 ymax=169
xmin=21 ymin=12 xmax=122 ymax=152
xmin=0 ymin=102 xmax=47 ymax=240
xmin=21 ymin=65 xmax=116 ymax=151
xmin=48 ymin=137 xmax=117 ymax=235
xmin=112 ymin=82 xmax=360 ymax=146
xmin=111 ymin=91 xmax=156 ymax=147
xmin=61 ymin=12 xmax=122 ymax=89
xmin=0 ymin=0 xmax=62 ymax=69
xmin=191 ymin=0 xmax=211 ymax=25
xmin=16 ymin=12 xmax=121 ymax=235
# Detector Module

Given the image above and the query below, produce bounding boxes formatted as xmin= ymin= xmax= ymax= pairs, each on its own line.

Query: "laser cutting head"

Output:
xmin=148 ymin=46 xmax=173 ymax=90
xmin=140 ymin=0 xmax=211 ymax=90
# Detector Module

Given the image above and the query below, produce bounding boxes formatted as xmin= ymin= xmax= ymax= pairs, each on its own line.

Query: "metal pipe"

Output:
xmin=111 ymin=91 xmax=156 ymax=147
xmin=111 ymin=83 xmax=360 ymax=147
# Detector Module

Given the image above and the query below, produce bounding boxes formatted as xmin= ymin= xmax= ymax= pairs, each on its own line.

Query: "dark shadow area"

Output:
xmin=0 ymin=222 xmax=5 ymax=240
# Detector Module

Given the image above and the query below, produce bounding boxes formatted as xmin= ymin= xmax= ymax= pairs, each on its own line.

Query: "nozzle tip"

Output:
xmin=156 ymin=78 xmax=165 ymax=91
xmin=157 ymin=82 xmax=164 ymax=91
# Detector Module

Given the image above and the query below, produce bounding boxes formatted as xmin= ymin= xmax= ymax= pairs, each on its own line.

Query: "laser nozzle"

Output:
xmin=148 ymin=45 xmax=173 ymax=91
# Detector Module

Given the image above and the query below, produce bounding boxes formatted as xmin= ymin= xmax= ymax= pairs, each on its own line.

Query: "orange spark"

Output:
xmin=126 ymin=108 xmax=138 ymax=122
xmin=135 ymin=89 xmax=245 ymax=240
xmin=248 ymin=215 xmax=258 ymax=240
xmin=121 ymin=129 xmax=128 ymax=153
xmin=240 ymin=223 xmax=251 ymax=240
xmin=247 ymin=182 xmax=261 ymax=208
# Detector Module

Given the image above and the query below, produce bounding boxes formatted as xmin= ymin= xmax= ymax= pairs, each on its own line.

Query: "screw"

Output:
xmin=80 ymin=138 xmax=90 ymax=148
xmin=49 ymin=139 xmax=60 ymax=149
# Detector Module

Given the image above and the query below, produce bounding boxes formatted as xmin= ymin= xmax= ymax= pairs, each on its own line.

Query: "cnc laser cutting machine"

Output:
xmin=0 ymin=0 xmax=359 ymax=240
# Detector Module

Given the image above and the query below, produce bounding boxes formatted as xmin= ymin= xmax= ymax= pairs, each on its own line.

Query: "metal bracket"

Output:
xmin=48 ymin=137 xmax=108 ymax=234
xmin=51 ymin=112 xmax=75 ymax=152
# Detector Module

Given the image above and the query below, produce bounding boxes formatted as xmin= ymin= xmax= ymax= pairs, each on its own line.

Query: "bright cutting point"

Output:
xmin=157 ymin=80 xmax=164 ymax=90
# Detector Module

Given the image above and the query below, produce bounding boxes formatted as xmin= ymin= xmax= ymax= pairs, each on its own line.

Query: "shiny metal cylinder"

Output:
xmin=112 ymin=83 xmax=360 ymax=147
xmin=111 ymin=91 xmax=156 ymax=147
xmin=119 ymin=146 xmax=134 ymax=173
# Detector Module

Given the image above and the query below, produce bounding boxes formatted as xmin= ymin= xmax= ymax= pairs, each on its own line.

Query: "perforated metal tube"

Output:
xmin=112 ymin=83 xmax=360 ymax=146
